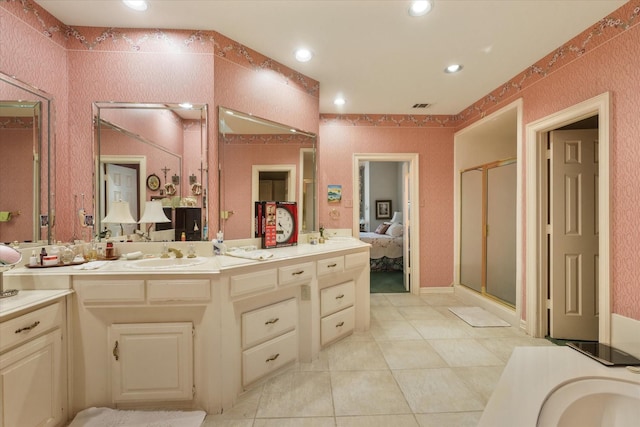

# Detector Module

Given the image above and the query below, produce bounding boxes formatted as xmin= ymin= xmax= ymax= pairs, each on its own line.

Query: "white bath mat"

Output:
xmin=68 ymin=407 xmax=206 ymax=427
xmin=448 ymin=306 xmax=510 ymax=327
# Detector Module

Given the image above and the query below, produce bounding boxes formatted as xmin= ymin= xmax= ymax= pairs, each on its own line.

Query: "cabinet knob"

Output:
xmin=265 ymin=353 xmax=280 ymax=363
xmin=265 ymin=317 xmax=279 ymax=325
xmin=14 ymin=320 xmax=40 ymax=334
xmin=113 ymin=340 xmax=120 ymax=361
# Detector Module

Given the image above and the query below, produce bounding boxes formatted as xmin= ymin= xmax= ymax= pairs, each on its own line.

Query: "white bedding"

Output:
xmin=359 ymin=232 xmax=403 ymax=259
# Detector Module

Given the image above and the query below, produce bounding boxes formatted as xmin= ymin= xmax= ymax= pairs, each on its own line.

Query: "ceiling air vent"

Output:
xmin=412 ymin=103 xmax=431 ymax=109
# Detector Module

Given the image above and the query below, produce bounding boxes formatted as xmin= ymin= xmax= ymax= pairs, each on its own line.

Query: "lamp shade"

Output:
xmin=138 ymin=201 xmax=171 ymax=224
xmin=103 ymin=201 xmax=137 ymax=224
xmin=390 ymin=211 xmax=403 ymax=224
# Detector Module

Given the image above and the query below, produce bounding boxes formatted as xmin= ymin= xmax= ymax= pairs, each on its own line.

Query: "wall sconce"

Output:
xmin=390 ymin=211 xmax=403 ymax=224
xmin=103 ymin=200 xmax=137 ymax=236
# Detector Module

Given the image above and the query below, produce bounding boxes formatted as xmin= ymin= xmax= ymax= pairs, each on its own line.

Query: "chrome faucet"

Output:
xmin=168 ymin=247 xmax=184 ymax=258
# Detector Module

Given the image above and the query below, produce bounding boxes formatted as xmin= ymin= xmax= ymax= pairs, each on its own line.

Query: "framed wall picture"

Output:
xmin=375 ymin=200 xmax=392 ymax=219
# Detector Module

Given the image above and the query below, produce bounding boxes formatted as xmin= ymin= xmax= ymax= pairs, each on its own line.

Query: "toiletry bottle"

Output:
xmin=217 ymin=230 xmax=223 ymax=243
xmin=181 ymin=231 xmax=186 ymax=242
xmin=40 ymin=247 xmax=47 ymax=265
xmin=29 ymin=250 xmax=38 ymax=266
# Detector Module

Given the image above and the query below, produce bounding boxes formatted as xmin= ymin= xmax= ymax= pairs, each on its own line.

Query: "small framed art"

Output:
xmin=375 ymin=200 xmax=392 ymax=219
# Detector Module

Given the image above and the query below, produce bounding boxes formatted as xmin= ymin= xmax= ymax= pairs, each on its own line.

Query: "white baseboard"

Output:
xmin=419 ymin=286 xmax=455 ymax=294
xmin=611 ymin=313 xmax=640 ymax=359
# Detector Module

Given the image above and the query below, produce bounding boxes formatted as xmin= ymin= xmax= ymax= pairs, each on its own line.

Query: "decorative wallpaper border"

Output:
xmin=0 ymin=0 xmax=319 ymax=97
xmin=222 ymin=134 xmax=316 ymax=145
xmin=320 ymin=113 xmax=461 ymax=128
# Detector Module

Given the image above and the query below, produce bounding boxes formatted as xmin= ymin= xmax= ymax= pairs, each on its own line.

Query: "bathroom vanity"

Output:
xmin=0 ymin=239 xmax=370 ymax=423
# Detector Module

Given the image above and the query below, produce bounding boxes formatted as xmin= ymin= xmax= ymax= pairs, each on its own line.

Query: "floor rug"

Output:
xmin=448 ymin=306 xmax=510 ymax=327
xmin=68 ymin=407 xmax=206 ymax=427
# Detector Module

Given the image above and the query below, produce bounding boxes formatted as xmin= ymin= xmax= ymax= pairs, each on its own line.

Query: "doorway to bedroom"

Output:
xmin=355 ymin=156 xmax=415 ymax=294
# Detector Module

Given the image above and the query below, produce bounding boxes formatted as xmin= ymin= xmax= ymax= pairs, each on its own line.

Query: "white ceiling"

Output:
xmin=35 ymin=0 xmax=626 ymax=115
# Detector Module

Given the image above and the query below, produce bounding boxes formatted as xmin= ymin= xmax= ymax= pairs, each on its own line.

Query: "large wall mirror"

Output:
xmin=93 ymin=102 xmax=208 ymax=241
xmin=0 ymin=72 xmax=55 ymax=245
xmin=218 ymin=106 xmax=316 ymax=240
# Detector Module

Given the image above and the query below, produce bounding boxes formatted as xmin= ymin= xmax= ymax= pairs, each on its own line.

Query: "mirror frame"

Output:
xmin=0 ymin=71 xmax=55 ymax=245
xmin=217 ymin=106 xmax=317 ymax=240
xmin=93 ymin=101 xmax=208 ymax=241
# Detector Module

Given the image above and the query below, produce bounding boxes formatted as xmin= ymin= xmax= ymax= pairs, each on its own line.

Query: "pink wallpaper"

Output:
xmin=3 ymin=0 xmax=640 ymax=320
xmin=318 ymin=123 xmax=455 ymax=287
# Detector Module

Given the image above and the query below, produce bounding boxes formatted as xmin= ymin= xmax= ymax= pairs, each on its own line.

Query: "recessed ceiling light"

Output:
xmin=294 ymin=48 xmax=313 ymax=63
xmin=409 ymin=1 xmax=433 ymax=17
xmin=123 ymin=0 xmax=148 ymax=11
xmin=334 ymin=97 xmax=346 ymax=106
xmin=444 ymin=64 xmax=463 ymax=73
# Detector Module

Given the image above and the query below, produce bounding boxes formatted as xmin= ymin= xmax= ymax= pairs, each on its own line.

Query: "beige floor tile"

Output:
xmin=297 ymin=349 xmax=330 ymax=372
xmin=463 ymin=324 xmax=521 ymax=338
xmin=371 ymin=305 xmax=405 ymax=321
xmin=428 ymin=339 xmax=503 ymax=367
xmin=201 ymin=418 xmax=254 ymax=427
xmin=328 ymin=340 xmax=389 ymax=371
xmin=256 ymin=371 xmax=334 ymax=418
xmin=452 ymin=366 xmax=505 ymax=402
xmin=476 ymin=335 xmax=555 ymax=362
xmin=331 ymin=370 xmax=412 ymax=416
xmin=393 ymin=368 xmax=485 ymax=413
xmin=397 ymin=305 xmax=447 ymax=320
xmin=385 ymin=294 xmax=428 ymax=307
xmin=370 ymin=319 xmax=423 ymax=341
xmin=208 ymin=386 xmax=262 ymax=420
xmin=419 ymin=294 xmax=465 ymax=307
xmin=415 ymin=412 xmax=482 ymax=427
xmin=253 ymin=417 xmax=336 ymax=426
xmin=336 ymin=414 xmax=419 ymax=427
xmin=370 ymin=294 xmax=392 ymax=307
xmin=377 ymin=340 xmax=447 ymax=370
xmin=410 ymin=319 xmax=472 ymax=339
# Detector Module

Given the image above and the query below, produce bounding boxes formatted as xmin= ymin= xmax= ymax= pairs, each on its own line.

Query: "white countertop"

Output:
xmin=478 ymin=346 xmax=640 ymax=427
xmin=0 ymin=289 xmax=73 ymax=319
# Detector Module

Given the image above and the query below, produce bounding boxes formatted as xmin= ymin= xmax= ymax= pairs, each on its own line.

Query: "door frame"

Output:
xmin=98 ymin=155 xmax=146 ymax=228
xmin=525 ymin=92 xmax=611 ymax=342
xmin=353 ymin=153 xmax=420 ymax=295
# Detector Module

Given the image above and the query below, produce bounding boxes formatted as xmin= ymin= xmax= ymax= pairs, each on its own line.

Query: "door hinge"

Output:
xmin=545 ymin=149 xmax=551 ymax=159
xmin=546 ymin=224 xmax=552 ymax=235
xmin=546 ymin=299 xmax=552 ymax=309
xmin=192 ymin=326 xmax=195 ymax=337
xmin=192 ymin=385 xmax=196 ymax=397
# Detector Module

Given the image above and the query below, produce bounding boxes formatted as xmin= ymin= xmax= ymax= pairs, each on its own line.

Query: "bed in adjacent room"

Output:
xmin=359 ymin=222 xmax=403 ymax=271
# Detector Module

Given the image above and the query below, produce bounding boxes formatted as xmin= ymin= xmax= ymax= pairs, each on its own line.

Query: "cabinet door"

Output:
xmin=109 ymin=322 xmax=193 ymax=403
xmin=0 ymin=329 xmax=62 ymax=427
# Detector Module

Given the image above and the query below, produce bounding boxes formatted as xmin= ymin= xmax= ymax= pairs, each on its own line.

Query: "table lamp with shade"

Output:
xmin=138 ymin=200 xmax=171 ymax=240
xmin=390 ymin=211 xmax=403 ymax=224
xmin=102 ymin=200 xmax=137 ymax=237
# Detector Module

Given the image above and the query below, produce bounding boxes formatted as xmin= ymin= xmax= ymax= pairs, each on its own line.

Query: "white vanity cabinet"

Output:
xmin=320 ymin=281 xmax=355 ymax=346
xmin=71 ymin=275 xmax=218 ymax=414
xmin=0 ymin=298 xmax=68 ymax=427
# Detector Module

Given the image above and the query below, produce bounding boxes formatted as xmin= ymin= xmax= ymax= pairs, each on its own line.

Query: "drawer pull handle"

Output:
xmin=327 ymin=263 xmax=337 ymax=268
xmin=113 ymin=340 xmax=119 ymax=361
xmin=15 ymin=320 xmax=40 ymax=334
xmin=266 ymin=353 xmax=280 ymax=363
xmin=335 ymin=294 xmax=345 ymax=300
xmin=336 ymin=322 xmax=345 ymax=328
xmin=292 ymin=270 xmax=305 ymax=276
xmin=265 ymin=317 xmax=280 ymax=325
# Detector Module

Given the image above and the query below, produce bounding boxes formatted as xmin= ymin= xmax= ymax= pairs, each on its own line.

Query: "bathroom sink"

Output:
xmin=124 ymin=256 xmax=209 ymax=270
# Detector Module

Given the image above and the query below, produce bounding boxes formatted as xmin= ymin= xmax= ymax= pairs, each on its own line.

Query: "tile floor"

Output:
xmin=203 ymin=292 xmax=554 ymax=427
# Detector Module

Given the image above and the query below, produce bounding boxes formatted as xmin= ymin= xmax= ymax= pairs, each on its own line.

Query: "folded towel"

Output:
xmin=225 ymin=247 xmax=273 ymax=261
xmin=0 ymin=212 xmax=11 ymax=222
xmin=73 ymin=261 xmax=108 ymax=270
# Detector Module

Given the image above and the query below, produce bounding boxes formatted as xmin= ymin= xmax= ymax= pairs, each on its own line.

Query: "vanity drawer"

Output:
xmin=242 ymin=330 xmax=297 ymax=386
xmin=321 ymin=306 xmax=354 ymax=346
xmin=278 ymin=262 xmax=313 ymax=286
xmin=317 ymin=256 xmax=344 ymax=276
xmin=0 ymin=302 xmax=62 ymax=353
xmin=242 ymin=298 xmax=297 ymax=349
xmin=230 ymin=269 xmax=278 ymax=298
xmin=320 ymin=281 xmax=355 ymax=317
xmin=345 ymin=251 xmax=369 ymax=269
xmin=147 ymin=279 xmax=210 ymax=302
xmin=77 ymin=280 xmax=146 ymax=304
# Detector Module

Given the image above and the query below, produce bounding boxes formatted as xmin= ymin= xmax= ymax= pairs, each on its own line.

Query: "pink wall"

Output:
xmin=3 ymin=0 xmax=640 ymax=321
xmin=318 ymin=121 xmax=455 ymax=287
